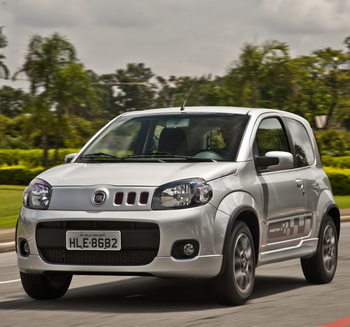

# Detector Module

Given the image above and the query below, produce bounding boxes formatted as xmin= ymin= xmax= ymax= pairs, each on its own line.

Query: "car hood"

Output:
xmin=38 ymin=162 xmax=238 ymax=187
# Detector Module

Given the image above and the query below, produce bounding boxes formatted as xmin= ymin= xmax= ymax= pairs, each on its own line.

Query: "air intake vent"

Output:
xmin=114 ymin=192 xmax=149 ymax=206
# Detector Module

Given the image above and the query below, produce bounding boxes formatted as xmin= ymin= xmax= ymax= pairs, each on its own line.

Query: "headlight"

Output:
xmin=152 ymin=178 xmax=212 ymax=210
xmin=22 ymin=178 xmax=52 ymax=210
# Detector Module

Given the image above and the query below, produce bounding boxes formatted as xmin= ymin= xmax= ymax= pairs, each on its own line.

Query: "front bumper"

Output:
xmin=17 ymin=205 xmax=225 ymax=278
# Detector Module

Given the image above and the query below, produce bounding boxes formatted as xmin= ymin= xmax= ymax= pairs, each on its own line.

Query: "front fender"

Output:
xmin=213 ymin=191 xmax=262 ymax=254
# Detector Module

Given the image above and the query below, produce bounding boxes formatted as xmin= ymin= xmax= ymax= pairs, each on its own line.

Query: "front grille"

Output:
xmin=40 ymin=249 xmax=158 ymax=265
xmin=36 ymin=221 xmax=160 ymax=266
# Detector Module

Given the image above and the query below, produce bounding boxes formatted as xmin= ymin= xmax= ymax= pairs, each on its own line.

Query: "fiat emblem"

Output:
xmin=92 ymin=190 xmax=107 ymax=206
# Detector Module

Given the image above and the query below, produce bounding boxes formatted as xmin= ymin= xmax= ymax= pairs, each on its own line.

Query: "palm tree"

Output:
xmin=0 ymin=26 xmax=10 ymax=79
xmin=13 ymin=32 xmax=99 ymax=167
xmin=228 ymin=40 xmax=290 ymax=108
xmin=13 ymin=33 xmax=78 ymax=167
xmin=13 ymin=32 xmax=77 ymax=94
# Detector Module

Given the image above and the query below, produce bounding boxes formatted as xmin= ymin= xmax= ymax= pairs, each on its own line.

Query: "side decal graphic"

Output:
xmin=267 ymin=214 xmax=312 ymax=243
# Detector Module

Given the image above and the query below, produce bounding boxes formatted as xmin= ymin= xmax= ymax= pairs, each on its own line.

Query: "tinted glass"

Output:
xmin=286 ymin=118 xmax=315 ymax=167
xmin=255 ymin=118 xmax=289 ymax=156
xmin=77 ymin=113 xmax=249 ymax=162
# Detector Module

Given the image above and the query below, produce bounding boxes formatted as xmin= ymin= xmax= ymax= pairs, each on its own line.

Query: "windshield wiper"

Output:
xmin=81 ymin=152 xmax=119 ymax=160
xmin=122 ymin=153 xmax=217 ymax=162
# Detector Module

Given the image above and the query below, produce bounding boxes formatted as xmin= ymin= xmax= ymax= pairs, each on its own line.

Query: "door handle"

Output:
xmin=295 ymin=179 xmax=305 ymax=196
xmin=295 ymin=179 xmax=303 ymax=189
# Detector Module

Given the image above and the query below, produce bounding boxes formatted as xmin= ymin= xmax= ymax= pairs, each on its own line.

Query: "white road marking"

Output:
xmin=0 ymin=279 xmax=20 ymax=285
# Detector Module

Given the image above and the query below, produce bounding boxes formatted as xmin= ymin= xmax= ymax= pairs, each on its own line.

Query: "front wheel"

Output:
xmin=20 ymin=271 xmax=72 ymax=300
xmin=213 ymin=221 xmax=256 ymax=306
xmin=301 ymin=215 xmax=338 ymax=284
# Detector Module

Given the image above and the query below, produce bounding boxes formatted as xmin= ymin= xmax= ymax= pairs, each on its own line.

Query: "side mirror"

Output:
xmin=65 ymin=153 xmax=77 ymax=164
xmin=256 ymin=151 xmax=293 ymax=172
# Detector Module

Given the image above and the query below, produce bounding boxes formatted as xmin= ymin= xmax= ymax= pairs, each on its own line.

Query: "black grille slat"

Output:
xmin=40 ymin=248 xmax=158 ymax=265
xmin=36 ymin=221 xmax=160 ymax=266
xmin=38 ymin=221 xmax=153 ymax=229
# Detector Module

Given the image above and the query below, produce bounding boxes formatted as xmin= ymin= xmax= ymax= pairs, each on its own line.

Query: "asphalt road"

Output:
xmin=1 ymin=222 xmax=350 ymax=327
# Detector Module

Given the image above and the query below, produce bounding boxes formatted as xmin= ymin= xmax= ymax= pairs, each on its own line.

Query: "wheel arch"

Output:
xmin=326 ymin=204 xmax=340 ymax=240
xmin=219 ymin=207 xmax=260 ymax=276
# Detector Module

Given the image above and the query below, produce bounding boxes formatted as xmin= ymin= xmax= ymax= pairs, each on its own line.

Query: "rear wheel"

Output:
xmin=20 ymin=271 xmax=72 ymax=300
xmin=213 ymin=221 xmax=255 ymax=306
xmin=301 ymin=215 xmax=338 ymax=284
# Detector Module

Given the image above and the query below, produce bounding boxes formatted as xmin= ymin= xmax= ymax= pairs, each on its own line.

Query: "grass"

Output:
xmin=0 ymin=185 xmax=25 ymax=228
xmin=334 ymin=196 xmax=350 ymax=209
xmin=0 ymin=185 xmax=349 ymax=229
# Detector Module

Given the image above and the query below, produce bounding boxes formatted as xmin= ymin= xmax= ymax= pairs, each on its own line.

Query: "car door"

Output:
xmin=254 ymin=116 xmax=311 ymax=250
xmin=284 ymin=117 xmax=320 ymax=219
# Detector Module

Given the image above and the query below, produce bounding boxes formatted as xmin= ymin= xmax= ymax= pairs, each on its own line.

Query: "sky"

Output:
xmin=1 ymin=0 xmax=350 ymax=90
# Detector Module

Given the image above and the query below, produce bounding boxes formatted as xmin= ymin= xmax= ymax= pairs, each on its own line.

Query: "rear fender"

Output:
xmin=316 ymin=190 xmax=340 ymax=239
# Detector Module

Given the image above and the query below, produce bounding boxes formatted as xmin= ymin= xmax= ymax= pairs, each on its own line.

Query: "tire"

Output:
xmin=301 ymin=215 xmax=338 ymax=284
xmin=213 ymin=221 xmax=256 ymax=306
xmin=20 ymin=271 xmax=72 ymax=300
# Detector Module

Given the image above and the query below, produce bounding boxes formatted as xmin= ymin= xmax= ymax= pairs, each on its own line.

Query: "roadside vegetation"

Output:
xmin=0 ymin=185 xmax=349 ymax=229
xmin=0 ymin=185 xmax=24 ymax=228
xmin=1 ymin=31 xmax=350 ymax=168
xmin=1 ymin=29 xmax=350 ymax=229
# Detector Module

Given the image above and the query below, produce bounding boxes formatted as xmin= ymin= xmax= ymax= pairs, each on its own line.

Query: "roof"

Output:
xmin=121 ymin=106 xmax=273 ymax=116
xmin=119 ymin=106 xmax=308 ymax=124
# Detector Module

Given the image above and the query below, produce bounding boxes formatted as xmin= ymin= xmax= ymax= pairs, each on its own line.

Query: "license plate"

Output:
xmin=66 ymin=230 xmax=121 ymax=251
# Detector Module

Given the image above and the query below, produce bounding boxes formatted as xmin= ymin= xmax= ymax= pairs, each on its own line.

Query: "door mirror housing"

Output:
xmin=256 ymin=151 xmax=293 ymax=172
xmin=65 ymin=153 xmax=78 ymax=164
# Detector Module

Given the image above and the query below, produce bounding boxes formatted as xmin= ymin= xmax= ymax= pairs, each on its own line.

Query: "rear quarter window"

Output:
xmin=286 ymin=118 xmax=315 ymax=167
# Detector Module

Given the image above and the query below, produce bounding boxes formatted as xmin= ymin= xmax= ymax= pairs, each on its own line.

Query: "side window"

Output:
xmin=255 ymin=118 xmax=289 ymax=156
xmin=286 ymin=118 xmax=315 ymax=167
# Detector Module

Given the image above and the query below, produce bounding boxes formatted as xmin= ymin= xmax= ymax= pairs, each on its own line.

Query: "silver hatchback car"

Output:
xmin=17 ymin=106 xmax=340 ymax=305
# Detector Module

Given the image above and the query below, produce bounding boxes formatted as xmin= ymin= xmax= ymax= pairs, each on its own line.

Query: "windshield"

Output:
xmin=76 ymin=113 xmax=249 ymax=163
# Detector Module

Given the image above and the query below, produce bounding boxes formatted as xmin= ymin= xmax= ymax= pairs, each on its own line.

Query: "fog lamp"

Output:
xmin=19 ymin=239 xmax=30 ymax=257
xmin=183 ymin=243 xmax=195 ymax=256
xmin=171 ymin=240 xmax=199 ymax=259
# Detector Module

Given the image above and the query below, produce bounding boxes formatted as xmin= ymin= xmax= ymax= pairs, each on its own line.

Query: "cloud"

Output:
xmin=0 ymin=0 xmax=349 ymax=90
xmin=3 ymin=0 xmax=84 ymax=28
xmin=260 ymin=0 xmax=350 ymax=34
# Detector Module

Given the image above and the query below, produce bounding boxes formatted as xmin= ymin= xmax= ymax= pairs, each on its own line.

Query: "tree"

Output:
xmin=13 ymin=32 xmax=77 ymax=94
xmin=344 ymin=35 xmax=350 ymax=54
xmin=312 ymin=48 xmax=350 ymax=128
xmin=102 ymin=63 xmax=156 ymax=114
xmin=155 ymin=75 xmax=219 ymax=109
xmin=13 ymin=33 xmax=98 ymax=167
xmin=0 ymin=26 xmax=10 ymax=79
xmin=86 ymin=69 xmax=116 ymax=120
xmin=288 ymin=55 xmax=326 ymax=120
xmin=227 ymin=40 xmax=291 ymax=108
xmin=0 ymin=86 xmax=29 ymax=117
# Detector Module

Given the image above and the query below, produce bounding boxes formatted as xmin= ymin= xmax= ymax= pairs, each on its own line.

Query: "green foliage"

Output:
xmin=101 ymin=63 xmax=156 ymax=115
xmin=0 ymin=27 xmax=10 ymax=79
xmin=0 ymin=149 xmax=79 ymax=168
xmin=0 ymin=114 xmax=34 ymax=149
xmin=0 ymin=86 xmax=29 ymax=117
xmin=0 ymin=185 xmax=24 ymax=228
xmin=322 ymin=156 xmax=350 ymax=169
xmin=0 ymin=113 xmax=99 ymax=150
xmin=227 ymin=40 xmax=292 ymax=109
xmin=11 ymin=32 xmax=101 ymax=168
xmin=13 ymin=32 xmax=77 ymax=94
xmin=1 ymin=33 xmax=350 ymax=172
xmin=334 ymin=195 xmax=350 ymax=209
xmin=0 ymin=166 xmax=45 ymax=185
xmin=315 ymin=129 xmax=350 ymax=156
xmin=324 ymin=167 xmax=350 ymax=196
